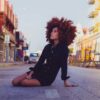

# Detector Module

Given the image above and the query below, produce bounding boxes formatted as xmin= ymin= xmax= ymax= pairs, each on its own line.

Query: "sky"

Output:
xmin=9 ymin=0 xmax=91 ymax=54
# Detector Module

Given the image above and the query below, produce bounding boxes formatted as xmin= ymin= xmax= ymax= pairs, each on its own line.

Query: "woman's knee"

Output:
xmin=12 ymin=73 xmax=27 ymax=86
xmin=12 ymin=79 xmax=17 ymax=86
xmin=12 ymin=78 xmax=20 ymax=86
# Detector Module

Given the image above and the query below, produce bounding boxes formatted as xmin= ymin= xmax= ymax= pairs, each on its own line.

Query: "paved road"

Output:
xmin=0 ymin=64 xmax=100 ymax=100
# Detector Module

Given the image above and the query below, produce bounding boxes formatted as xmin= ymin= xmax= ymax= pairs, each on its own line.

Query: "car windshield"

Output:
xmin=30 ymin=53 xmax=38 ymax=57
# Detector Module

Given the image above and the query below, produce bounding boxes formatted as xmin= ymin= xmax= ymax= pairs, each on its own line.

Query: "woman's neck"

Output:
xmin=53 ymin=40 xmax=59 ymax=46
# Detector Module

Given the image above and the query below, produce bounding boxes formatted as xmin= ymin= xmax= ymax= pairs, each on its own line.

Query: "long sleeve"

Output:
xmin=29 ymin=44 xmax=48 ymax=71
xmin=60 ymin=46 xmax=69 ymax=81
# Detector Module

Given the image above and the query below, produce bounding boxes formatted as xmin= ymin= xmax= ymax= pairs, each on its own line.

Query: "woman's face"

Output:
xmin=50 ymin=27 xmax=59 ymax=40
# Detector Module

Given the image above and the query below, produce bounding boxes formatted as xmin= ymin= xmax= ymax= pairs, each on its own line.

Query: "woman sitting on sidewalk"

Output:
xmin=12 ymin=17 xmax=78 ymax=87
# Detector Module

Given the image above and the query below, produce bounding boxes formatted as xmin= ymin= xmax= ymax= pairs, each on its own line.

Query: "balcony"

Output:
xmin=88 ymin=10 xmax=98 ymax=18
xmin=96 ymin=7 xmax=100 ymax=10
xmin=93 ymin=26 xmax=98 ymax=33
xmin=2 ymin=26 xmax=16 ymax=44
xmin=88 ymin=0 xmax=95 ymax=4
xmin=96 ymin=4 xmax=100 ymax=10
xmin=89 ymin=26 xmax=94 ymax=32
xmin=89 ymin=25 xmax=100 ymax=33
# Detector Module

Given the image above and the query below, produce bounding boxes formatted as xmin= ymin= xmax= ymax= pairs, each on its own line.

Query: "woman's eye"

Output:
xmin=54 ymin=30 xmax=57 ymax=32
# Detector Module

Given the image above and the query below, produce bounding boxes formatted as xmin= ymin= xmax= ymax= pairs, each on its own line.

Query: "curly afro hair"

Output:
xmin=46 ymin=17 xmax=76 ymax=46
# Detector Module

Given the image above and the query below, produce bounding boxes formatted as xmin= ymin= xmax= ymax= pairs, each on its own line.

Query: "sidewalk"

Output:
xmin=0 ymin=62 xmax=25 ymax=68
xmin=69 ymin=62 xmax=100 ymax=69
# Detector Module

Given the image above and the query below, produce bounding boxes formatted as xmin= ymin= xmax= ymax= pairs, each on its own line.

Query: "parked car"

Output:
xmin=28 ymin=53 xmax=39 ymax=64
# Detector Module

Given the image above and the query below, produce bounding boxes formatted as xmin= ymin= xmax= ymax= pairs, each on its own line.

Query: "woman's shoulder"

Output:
xmin=44 ymin=43 xmax=51 ymax=49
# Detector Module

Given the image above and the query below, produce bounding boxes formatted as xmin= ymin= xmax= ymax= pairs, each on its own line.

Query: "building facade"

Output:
xmin=88 ymin=0 xmax=100 ymax=62
xmin=0 ymin=0 xmax=18 ymax=62
xmin=15 ymin=31 xmax=28 ymax=62
xmin=68 ymin=0 xmax=100 ymax=66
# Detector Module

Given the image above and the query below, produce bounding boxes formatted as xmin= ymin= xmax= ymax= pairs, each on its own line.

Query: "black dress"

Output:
xmin=27 ymin=42 xmax=69 ymax=86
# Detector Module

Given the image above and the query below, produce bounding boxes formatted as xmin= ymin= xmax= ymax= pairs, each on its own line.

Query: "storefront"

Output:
xmin=0 ymin=35 xmax=4 ymax=62
xmin=0 ymin=0 xmax=18 ymax=62
xmin=95 ymin=36 xmax=100 ymax=62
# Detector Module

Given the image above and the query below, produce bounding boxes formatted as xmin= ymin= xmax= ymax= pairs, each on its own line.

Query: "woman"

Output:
xmin=12 ymin=17 xmax=77 ymax=87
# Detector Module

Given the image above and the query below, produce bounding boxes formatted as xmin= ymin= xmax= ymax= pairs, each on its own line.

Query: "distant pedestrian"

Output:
xmin=12 ymin=17 xmax=78 ymax=87
xmin=24 ymin=56 xmax=29 ymax=64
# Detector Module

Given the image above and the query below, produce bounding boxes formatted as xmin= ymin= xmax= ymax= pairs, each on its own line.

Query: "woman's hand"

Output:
xmin=64 ymin=80 xmax=78 ymax=87
xmin=26 ymin=71 xmax=34 ymax=80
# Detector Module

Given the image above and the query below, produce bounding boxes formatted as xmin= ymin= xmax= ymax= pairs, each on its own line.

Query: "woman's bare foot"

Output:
xmin=64 ymin=80 xmax=78 ymax=87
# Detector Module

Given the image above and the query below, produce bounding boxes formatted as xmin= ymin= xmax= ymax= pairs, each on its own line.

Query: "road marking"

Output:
xmin=45 ymin=89 xmax=60 ymax=98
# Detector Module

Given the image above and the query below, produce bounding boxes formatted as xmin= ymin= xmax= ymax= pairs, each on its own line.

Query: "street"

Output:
xmin=0 ymin=64 xmax=100 ymax=100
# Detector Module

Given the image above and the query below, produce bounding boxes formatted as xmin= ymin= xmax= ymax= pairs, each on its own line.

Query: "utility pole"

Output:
xmin=5 ymin=43 xmax=9 ymax=63
xmin=4 ymin=34 xmax=10 ymax=63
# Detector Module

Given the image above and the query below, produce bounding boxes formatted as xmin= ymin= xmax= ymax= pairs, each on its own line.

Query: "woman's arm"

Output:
xmin=60 ymin=46 xmax=78 ymax=87
xmin=29 ymin=44 xmax=48 ymax=71
xmin=60 ymin=46 xmax=69 ymax=81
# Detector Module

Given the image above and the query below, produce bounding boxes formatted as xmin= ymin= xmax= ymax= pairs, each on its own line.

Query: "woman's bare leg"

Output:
xmin=20 ymin=79 xmax=41 ymax=87
xmin=12 ymin=73 xmax=28 ymax=86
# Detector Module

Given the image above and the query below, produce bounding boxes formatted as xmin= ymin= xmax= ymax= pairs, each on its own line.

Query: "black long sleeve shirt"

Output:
xmin=29 ymin=42 xmax=69 ymax=81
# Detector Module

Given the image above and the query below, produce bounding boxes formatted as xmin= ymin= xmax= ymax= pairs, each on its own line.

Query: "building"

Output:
xmin=68 ymin=25 xmax=96 ymax=65
xmin=0 ymin=0 xmax=18 ymax=62
xmin=75 ymin=27 xmax=94 ymax=63
xmin=69 ymin=0 xmax=100 ymax=66
xmin=88 ymin=0 xmax=100 ymax=63
xmin=15 ymin=31 xmax=28 ymax=61
xmin=68 ymin=24 xmax=85 ymax=63
xmin=89 ymin=0 xmax=100 ymax=33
